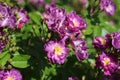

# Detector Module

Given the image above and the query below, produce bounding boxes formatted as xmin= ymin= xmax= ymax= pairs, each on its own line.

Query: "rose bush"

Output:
xmin=0 ymin=0 xmax=120 ymax=80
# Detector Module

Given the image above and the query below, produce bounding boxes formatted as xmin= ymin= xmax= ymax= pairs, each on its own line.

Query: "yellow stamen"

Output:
xmin=100 ymin=38 xmax=106 ymax=45
xmin=73 ymin=19 xmax=79 ymax=27
xmin=54 ymin=45 xmax=62 ymax=55
xmin=0 ymin=14 xmax=3 ymax=18
xmin=7 ymin=77 xmax=14 ymax=80
xmin=103 ymin=58 xmax=110 ymax=66
xmin=106 ymin=5 xmax=113 ymax=12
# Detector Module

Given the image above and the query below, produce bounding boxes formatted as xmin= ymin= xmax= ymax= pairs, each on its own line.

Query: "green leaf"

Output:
xmin=102 ymin=22 xmax=117 ymax=33
xmin=0 ymin=51 xmax=8 ymax=59
xmin=32 ymin=25 xmax=41 ymax=37
xmin=93 ymin=26 xmax=102 ymax=37
xmin=29 ymin=12 xmax=42 ymax=25
xmin=10 ymin=55 xmax=30 ymax=68
xmin=84 ymin=27 xmax=93 ymax=35
xmin=0 ymin=53 xmax=10 ymax=66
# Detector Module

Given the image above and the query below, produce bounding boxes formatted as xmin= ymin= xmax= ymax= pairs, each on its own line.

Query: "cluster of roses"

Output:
xmin=0 ymin=2 xmax=29 ymax=54
xmin=43 ymin=4 xmax=88 ymax=64
xmin=0 ymin=68 xmax=22 ymax=80
xmin=93 ymin=32 xmax=120 ymax=77
xmin=0 ymin=2 xmax=29 ymax=80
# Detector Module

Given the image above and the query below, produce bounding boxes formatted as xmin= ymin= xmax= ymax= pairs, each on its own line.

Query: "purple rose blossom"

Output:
xmin=0 ymin=28 xmax=8 ymax=54
xmin=112 ymin=32 xmax=120 ymax=49
xmin=44 ymin=40 xmax=69 ymax=64
xmin=57 ymin=11 xmax=87 ymax=37
xmin=0 ymin=3 xmax=10 ymax=27
xmin=0 ymin=2 xmax=17 ymax=28
xmin=0 ymin=68 xmax=22 ymax=80
xmin=100 ymin=0 xmax=116 ymax=16
xmin=43 ymin=4 xmax=66 ymax=31
xmin=43 ymin=4 xmax=71 ymax=38
xmin=71 ymin=36 xmax=88 ymax=61
xmin=0 ymin=2 xmax=29 ymax=29
xmin=68 ymin=77 xmax=79 ymax=80
xmin=0 ymin=3 xmax=10 ymax=18
xmin=17 ymin=9 xmax=29 ymax=29
xmin=7 ymin=16 xmax=17 ymax=28
xmin=95 ymin=52 xmax=119 ymax=76
xmin=92 ymin=36 xmax=109 ymax=49
xmin=66 ymin=11 xmax=87 ymax=34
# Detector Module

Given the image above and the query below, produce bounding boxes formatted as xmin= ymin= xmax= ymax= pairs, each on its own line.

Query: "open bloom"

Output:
xmin=43 ymin=4 xmax=66 ymax=31
xmin=92 ymin=36 xmax=109 ymax=49
xmin=100 ymin=0 xmax=116 ymax=16
xmin=0 ymin=2 xmax=17 ymax=28
xmin=112 ymin=32 xmax=120 ymax=49
xmin=66 ymin=11 xmax=87 ymax=34
xmin=0 ymin=2 xmax=29 ymax=29
xmin=44 ymin=40 xmax=69 ymax=64
xmin=0 ymin=68 xmax=22 ymax=80
xmin=71 ymin=36 xmax=88 ymax=61
xmin=0 ymin=2 xmax=10 ymax=27
xmin=57 ymin=11 xmax=87 ymax=37
xmin=95 ymin=52 xmax=118 ymax=76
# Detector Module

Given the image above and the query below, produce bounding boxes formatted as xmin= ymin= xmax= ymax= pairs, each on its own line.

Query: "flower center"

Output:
xmin=0 ymin=14 xmax=3 ymax=18
xmin=103 ymin=58 xmax=110 ymax=66
xmin=106 ymin=5 xmax=113 ymax=12
xmin=100 ymin=38 xmax=106 ymax=45
xmin=54 ymin=45 xmax=62 ymax=55
xmin=73 ymin=19 xmax=79 ymax=27
xmin=7 ymin=77 xmax=14 ymax=80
